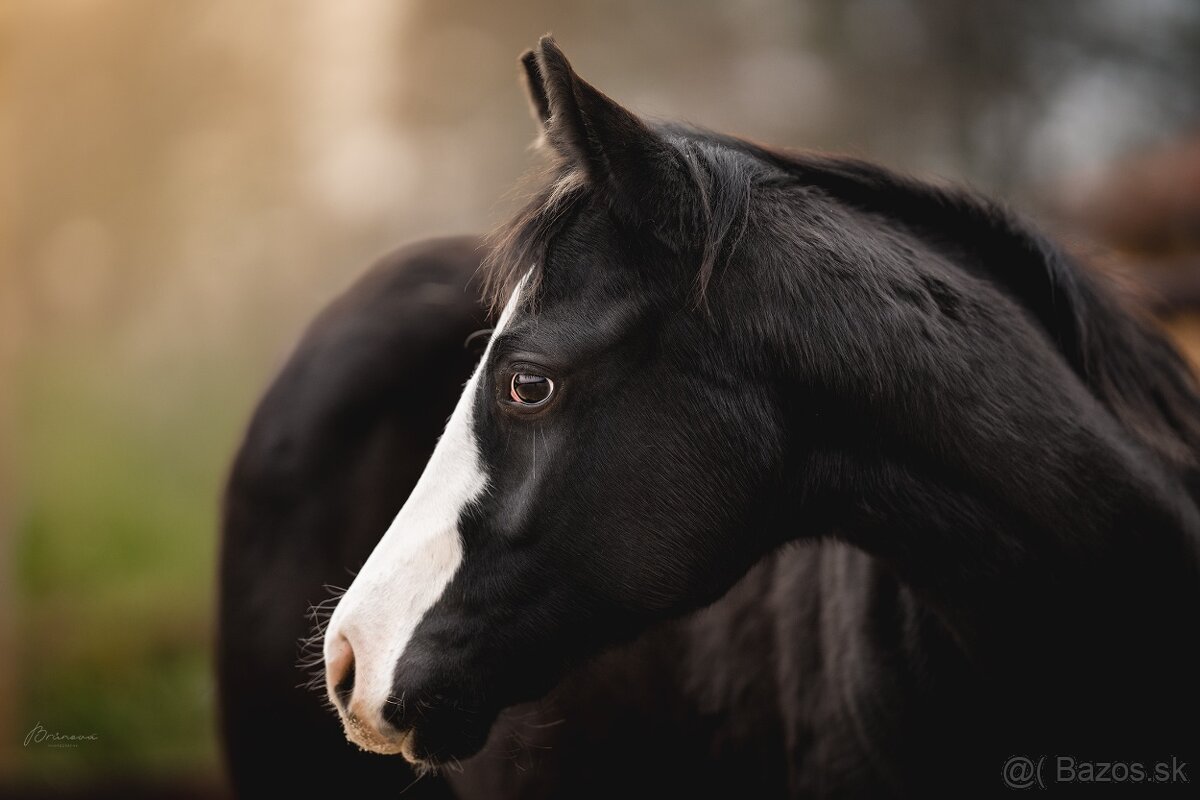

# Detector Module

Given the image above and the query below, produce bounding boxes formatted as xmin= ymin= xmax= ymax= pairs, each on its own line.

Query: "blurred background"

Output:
xmin=2 ymin=0 xmax=1199 ymax=796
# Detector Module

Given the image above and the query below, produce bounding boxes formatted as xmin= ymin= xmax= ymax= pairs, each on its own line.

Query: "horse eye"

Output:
xmin=510 ymin=373 xmax=554 ymax=405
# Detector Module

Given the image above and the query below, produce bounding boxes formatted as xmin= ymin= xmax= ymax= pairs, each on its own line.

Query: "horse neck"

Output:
xmin=790 ymin=429 xmax=1200 ymax=743
xmin=738 ymin=223 xmax=1200 ymax=671
xmin=757 ymin=323 xmax=1200 ymax=739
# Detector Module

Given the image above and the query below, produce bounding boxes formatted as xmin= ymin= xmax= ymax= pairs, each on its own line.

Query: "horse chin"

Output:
xmin=386 ymin=708 xmax=497 ymax=771
xmin=341 ymin=719 xmax=480 ymax=772
xmin=392 ymin=731 xmax=437 ymax=774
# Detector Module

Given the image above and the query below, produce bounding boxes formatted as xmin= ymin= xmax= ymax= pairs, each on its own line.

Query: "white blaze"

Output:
xmin=324 ymin=272 xmax=528 ymax=749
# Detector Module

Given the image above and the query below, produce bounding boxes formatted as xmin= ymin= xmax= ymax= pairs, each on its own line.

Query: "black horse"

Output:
xmin=219 ymin=38 xmax=1200 ymax=797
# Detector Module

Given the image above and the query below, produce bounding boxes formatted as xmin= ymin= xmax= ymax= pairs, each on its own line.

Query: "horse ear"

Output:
xmin=519 ymin=49 xmax=551 ymax=127
xmin=532 ymin=36 xmax=689 ymax=236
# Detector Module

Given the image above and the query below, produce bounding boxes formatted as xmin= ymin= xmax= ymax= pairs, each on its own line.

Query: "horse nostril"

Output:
xmin=327 ymin=633 xmax=356 ymax=709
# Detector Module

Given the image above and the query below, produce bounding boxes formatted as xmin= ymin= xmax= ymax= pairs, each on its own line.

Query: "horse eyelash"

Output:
xmin=464 ymin=328 xmax=494 ymax=349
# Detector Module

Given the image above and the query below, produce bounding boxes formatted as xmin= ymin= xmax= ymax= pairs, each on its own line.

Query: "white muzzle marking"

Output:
xmin=323 ymin=272 xmax=528 ymax=754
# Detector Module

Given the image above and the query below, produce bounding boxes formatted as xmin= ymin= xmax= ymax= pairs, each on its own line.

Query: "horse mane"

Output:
xmin=483 ymin=125 xmax=1200 ymax=482
xmin=738 ymin=141 xmax=1200 ymax=480
xmin=481 ymin=129 xmax=760 ymax=315
xmin=481 ymin=164 xmax=588 ymax=315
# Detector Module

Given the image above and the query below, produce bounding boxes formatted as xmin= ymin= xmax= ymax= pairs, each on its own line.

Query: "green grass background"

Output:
xmin=7 ymin=342 xmax=265 ymax=789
